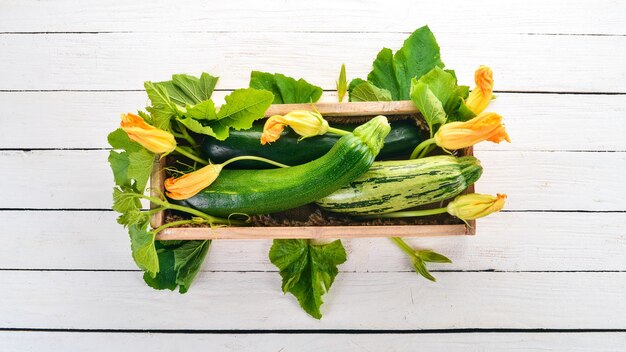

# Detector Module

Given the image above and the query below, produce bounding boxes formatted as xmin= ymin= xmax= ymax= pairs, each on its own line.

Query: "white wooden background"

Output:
xmin=1 ymin=0 xmax=625 ymax=351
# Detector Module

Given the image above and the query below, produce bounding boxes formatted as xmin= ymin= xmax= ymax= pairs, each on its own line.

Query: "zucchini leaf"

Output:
xmin=349 ymin=81 xmax=392 ymax=102
xmin=129 ymin=220 xmax=159 ymax=278
xmin=250 ymin=71 xmax=322 ymax=104
xmin=144 ymin=240 xmax=211 ymax=293
xmin=269 ymin=239 xmax=347 ymax=319
xmin=146 ymin=76 xmax=273 ymax=141
xmin=348 ymin=77 xmax=366 ymax=93
xmin=366 ymin=26 xmax=444 ymax=100
xmin=144 ymin=82 xmax=179 ymax=130
xmin=185 ymin=100 xmax=217 ymax=120
xmin=157 ymin=73 xmax=218 ymax=106
xmin=210 ymin=88 xmax=274 ymax=139
xmin=112 ymin=187 xmax=143 ymax=226
xmin=367 ymin=48 xmax=400 ymax=99
xmin=410 ymin=67 xmax=475 ymax=131
xmin=144 ymin=72 xmax=219 ymax=132
xmin=108 ymin=127 xmax=160 ymax=278
xmin=111 ymin=187 xmax=159 ymax=277
xmin=107 ymin=128 xmax=154 ymax=192
xmin=413 ymin=67 xmax=474 ymax=123
xmin=410 ymin=81 xmax=446 ymax=132
xmin=176 ymin=88 xmax=273 ymax=140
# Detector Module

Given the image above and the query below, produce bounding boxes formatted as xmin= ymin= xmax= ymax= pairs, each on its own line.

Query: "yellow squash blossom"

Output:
xmin=261 ymin=110 xmax=329 ymax=144
xmin=465 ymin=66 xmax=494 ymax=114
xmin=164 ymin=164 xmax=223 ymax=200
xmin=447 ymin=193 xmax=507 ymax=220
xmin=434 ymin=112 xmax=510 ymax=150
xmin=120 ymin=113 xmax=176 ymax=154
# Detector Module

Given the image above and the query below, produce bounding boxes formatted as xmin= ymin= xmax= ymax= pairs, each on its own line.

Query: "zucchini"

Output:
xmin=178 ymin=116 xmax=391 ymax=217
xmin=316 ymin=155 xmax=482 ymax=215
xmin=201 ymin=120 xmax=424 ymax=168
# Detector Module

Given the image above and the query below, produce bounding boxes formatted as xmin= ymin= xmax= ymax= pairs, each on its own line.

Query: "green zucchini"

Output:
xmin=201 ymin=120 xmax=424 ymax=168
xmin=316 ymin=155 xmax=483 ymax=215
xmin=178 ymin=116 xmax=391 ymax=217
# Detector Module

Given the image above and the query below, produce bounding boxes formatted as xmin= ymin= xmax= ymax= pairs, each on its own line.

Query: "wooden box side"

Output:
xmin=151 ymin=101 xmax=477 ymax=240
xmin=149 ymin=156 xmax=166 ymax=229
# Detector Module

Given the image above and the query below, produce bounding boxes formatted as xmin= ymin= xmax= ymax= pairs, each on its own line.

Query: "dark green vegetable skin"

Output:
xmin=201 ymin=120 xmax=423 ymax=168
xmin=179 ymin=116 xmax=391 ymax=217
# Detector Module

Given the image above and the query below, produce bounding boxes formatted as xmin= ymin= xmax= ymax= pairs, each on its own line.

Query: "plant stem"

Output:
xmin=138 ymin=194 xmax=246 ymax=226
xmin=223 ymin=155 xmax=290 ymax=168
xmin=416 ymin=143 xmax=436 ymax=159
xmin=410 ymin=138 xmax=436 ymax=159
xmin=327 ymin=127 xmax=351 ymax=136
xmin=148 ymin=207 xmax=166 ymax=215
xmin=152 ymin=219 xmax=209 ymax=236
xmin=360 ymin=207 xmax=448 ymax=219
xmin=390 ymin=237 xmax=416 ymax=257
xmin=175 ymin=121 xmax=198 ymax=146
xmin=174 ymin=146 xmax=208 ymax=165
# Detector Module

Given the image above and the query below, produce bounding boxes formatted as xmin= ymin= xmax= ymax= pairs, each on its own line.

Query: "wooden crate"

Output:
xmin=151 ymin=101 xmax=476 ymax=240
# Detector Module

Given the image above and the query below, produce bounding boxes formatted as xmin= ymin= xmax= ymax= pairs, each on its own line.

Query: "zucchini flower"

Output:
xmin=434 ymin=112 xmax=510 ymax=150
xmin=164 ymin=155 xmax=289 ymax=200
xmin=447 ymin=193 xmax=507 ymax=220
xmin=261 ymin=110 xmax=329 ymax=144
xmin=164 ymin=164 xmax=223 ymax=200
xmin=120 ymin=113 xmax=176 ymax=154
xmin=465 ymin=66 xmax=494 ymax=115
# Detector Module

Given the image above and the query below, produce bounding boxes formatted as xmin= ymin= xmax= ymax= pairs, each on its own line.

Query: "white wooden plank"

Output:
xmin=2 ymin=331 xmax=626 ymax=352
xmin=1 ymin=150 xmax=623 ymax=210
xmin=1 ymin=33 xmax=624 ymax=92
xmin=1 ymin=0 xmax=624 ymax=35
xmin=1 ymin=211 xmax=624 ymax=272
xmin=1 ymin=271 xmax=625 ymax=329
xmin=3 ymin=92 xmax=625 ymax=151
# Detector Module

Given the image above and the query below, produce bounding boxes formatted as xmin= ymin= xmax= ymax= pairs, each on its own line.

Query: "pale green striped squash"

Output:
xmin=316 ymin=155 xmax=482 ymax=215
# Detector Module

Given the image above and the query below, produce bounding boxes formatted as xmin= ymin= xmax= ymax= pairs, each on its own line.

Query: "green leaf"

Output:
xmin=112 ymin=187 xmax=139 ymax=214
xmin=417 ymin=249 xmax=452 ymax=263
xmin=367 ymin=26 xmax=444 ymax=100
xmin=107 ymin=129 xmax=154 ymax=191
xmin=129 ymin=222 xmax=159 ymax=278
xmin=144 ymin=240 xmax=211 ymax=293
xmin=153 ymin=73 xmax=219 ymax=107
xmin=336 ymin=64 xmax=347 ymax=102
xmin=127 ymin=148 xmax=155 ymax=191
xmin=269 ymin=239 xmax=347 ymax=319
xmin=173 ymin=240 xmax=211 ymax=293
xmin=210 ymin=88 xmax=274 ymax=140
xmin=185 ymin=100 xmax=217 ymax=120
xmin=145 ymin=72 xmax=219 ymax=129
xmin=368 ymin=48 xmax=400 ymax=99
xmin=143 ymin=243 xmax=177 ymax=291
xmin=349 ymin=81 xmax=392 ymax=102
xmin=250 ymin=71 xmax=322 ymax=104
xmin=174 ymin=99 xmax=219 ymax=136
xmin=414 ymin=67 xmax=474 ymax=123
xmin=412 ymin=257 xmax=436 ymax=282
xmin=108 ymin=150 xmax=132 ymax=188
xmin=144 ymin=82 xmax=178 ymax=130
xmin=449 ymin=99 xmax=476 ymax=123
xmin=410 ymin=81 xmax=446 ymax=131
xmin=348 ymin=78 xmax=366 ymax=93
xmin=177 ymin=116 xmax=219 ymax=137
xmin=168 ymin=73 xmax=219 ymax=106
xmin=117 ymin=208 xmax=148 ymax=228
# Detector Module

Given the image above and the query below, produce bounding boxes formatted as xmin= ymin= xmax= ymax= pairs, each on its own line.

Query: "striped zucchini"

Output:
xmin=316 ymin=155 xmax=482 ymax=215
